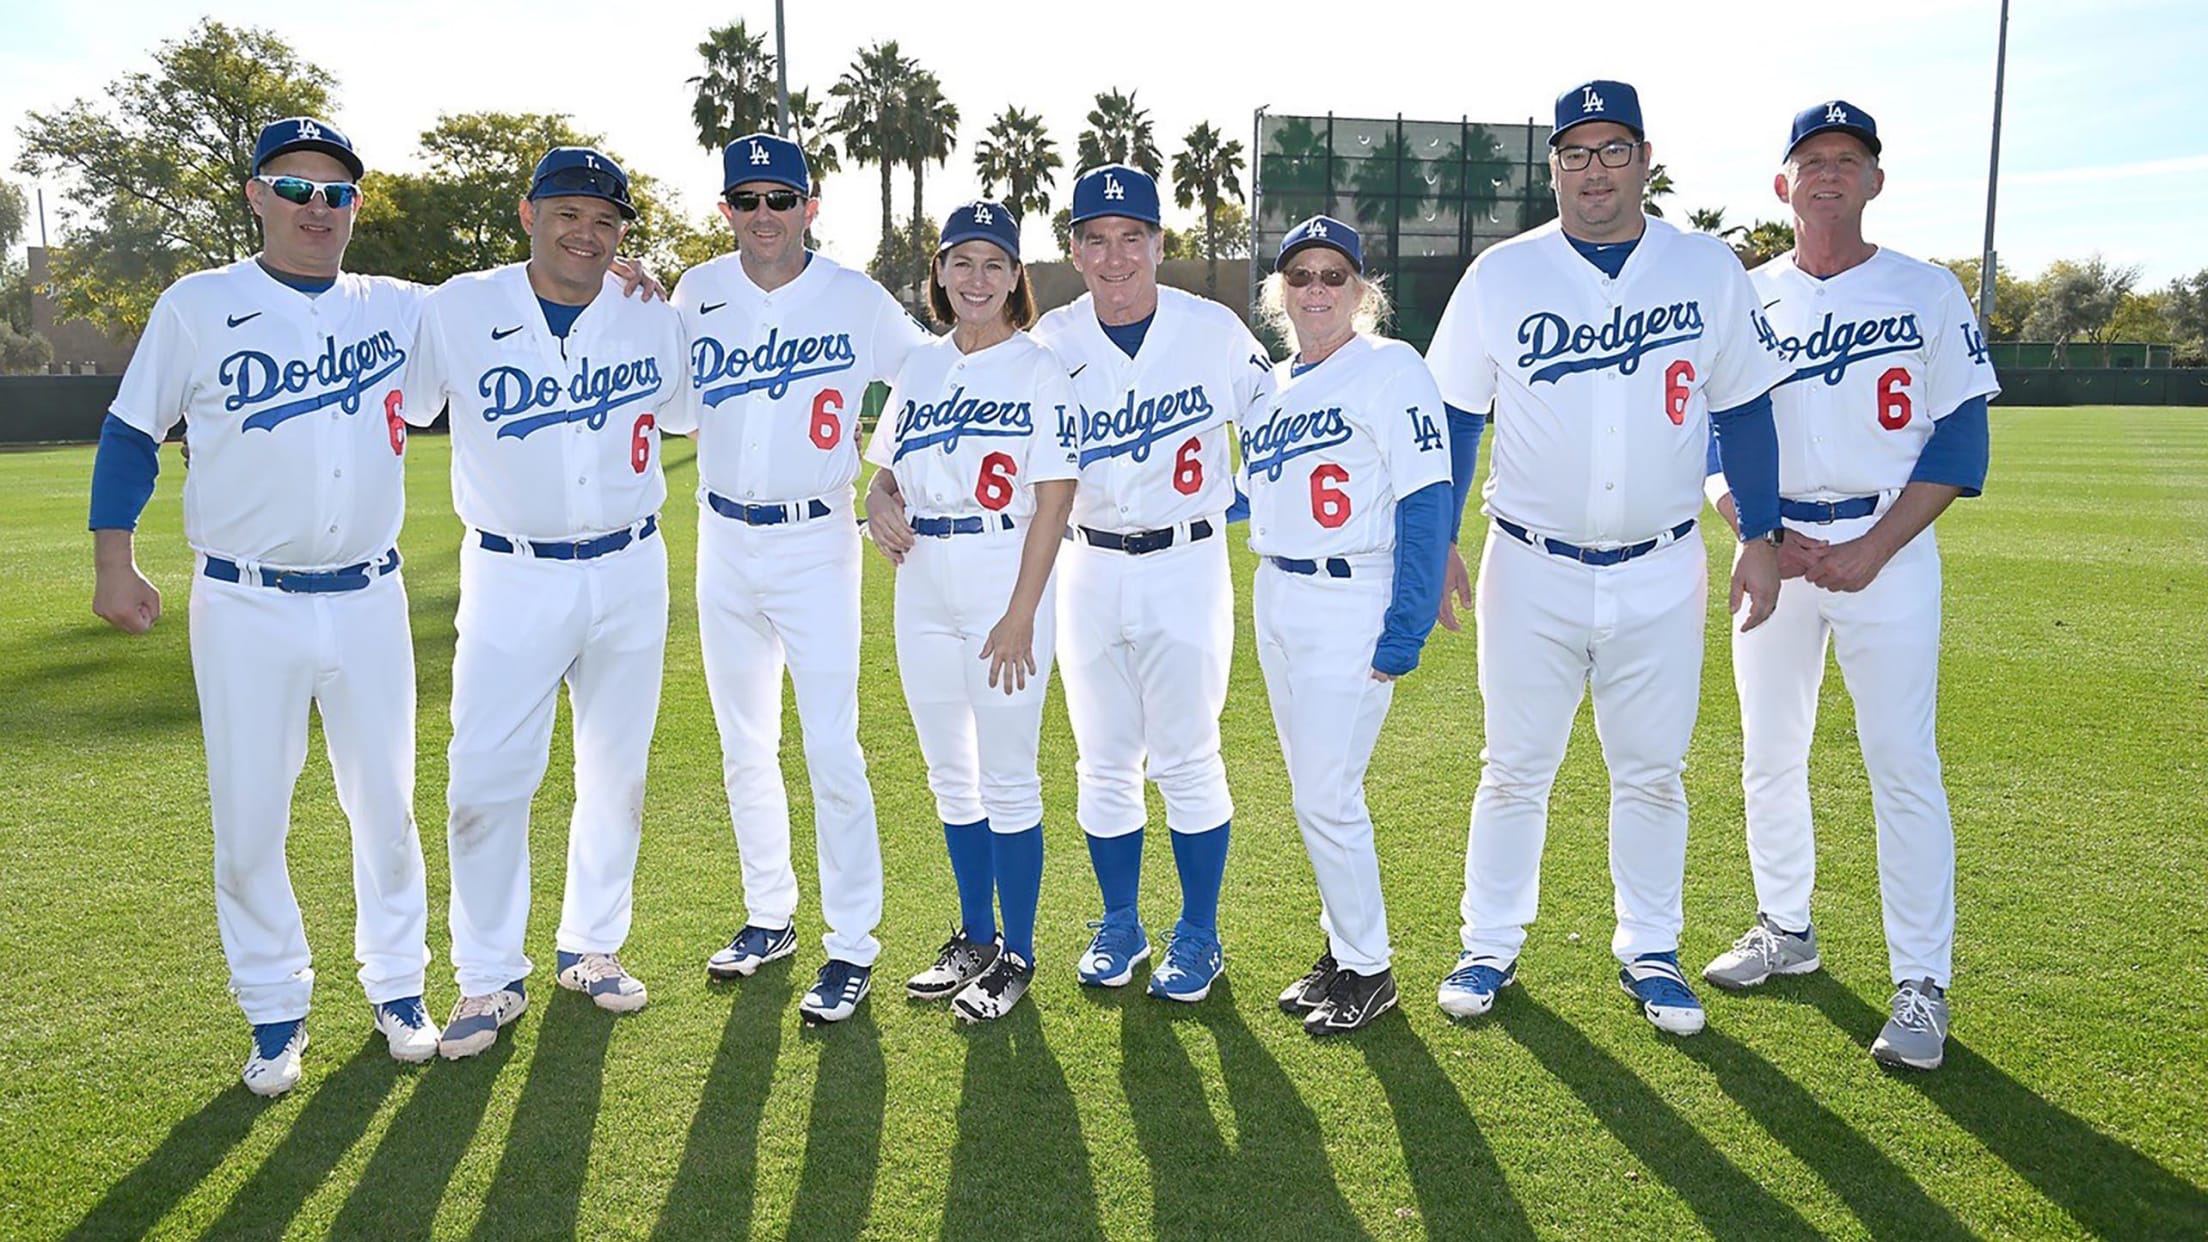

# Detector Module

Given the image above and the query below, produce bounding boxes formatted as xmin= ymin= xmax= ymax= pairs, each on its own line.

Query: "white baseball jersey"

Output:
xmin=401 ymin=264 xmax=690 ymax=540
xmin=1031 ymin=286 xmax=1275 ymax=532
xmin=863 ymin=332 xmax=1081 ymax=520
xmin=110 ymin=259 xmax=421 ymax=568
xmin=674 ymin=251 xmax=928 ymax=504
xmin=1241 ymin=335 xmax=1452 ymax=559
xmin=1426 ymin=218 xmax=1790 ymax=546
xmin=1752 ymin=248 xmax=2000 ymax=499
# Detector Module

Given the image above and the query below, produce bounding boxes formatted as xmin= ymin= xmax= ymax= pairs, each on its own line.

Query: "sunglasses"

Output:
xmin=254 ymin=175 xmax=359 ymax=209
xmin=534 ymin=165 xmax=630 ymax=200
xmin=726 ymin=188 xmax=805 ymax=213
xmin=1283 ymin=266 xmax=1353 ymax=288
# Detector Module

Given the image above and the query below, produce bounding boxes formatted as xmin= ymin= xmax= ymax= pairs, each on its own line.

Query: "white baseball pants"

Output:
xmin=697 ymin=505 xmax=882 ymax=967
xmin=445 ymin=534 xmax=667 ymax=996
xmin=1459 ymin=530 xmax=1708 ymax=965
xmin=1254 ymin=560 xmax=1397 ymax=975
xmin=1734 ymin=516 xmax=1954 ymax=986
xmin=190 ymin=564 xmax=428 ymax=1024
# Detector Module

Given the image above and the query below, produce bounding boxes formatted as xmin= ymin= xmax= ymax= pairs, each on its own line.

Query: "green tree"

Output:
xmin=2024 ymin=255 xmax=2140 ymax=365
xmin=0 ymin=179 xmax=52 ymax=372
xmin=1262 ymin=115 xmax=1332 ymax=225
xmin=899 ymin=70 xmax=959 ymax=294
xmin=1171 ymin=122 xmax=1246 ymax=296
xmin=1077 ymin=89 xmax=1164 ymax=178
xmin=1641 ymin=162 xmax=1675 ymax=218
xmin=1164 ymin=201 xmax=1248 ymax=262
xmin=1735 ymin=219 xmax=1795 ymax=269
xmin=687 ymin=20 xmax=778 ymax=152
xmin=1437 ymin=124 xmax=1508 ymax=229
xmin=973 ymin=107 xmax=1062 ymax=231
xmin=2163 ymin=268 xmax=2208 ymax=362
xmin=1345 ymin=130 xmax=1425 ymax=260
xmin=1687 ymin=206 xmax=1746 ymax=240
xmin=1935 ymin=255 xmax=2039 ymax=342
xmin=13 ymin=18 xmax=337 ymax=334
xmin=830 ymin=41 xmax=914 ymax=283
xmin=870 ymin=212 xmax=941 ymax=300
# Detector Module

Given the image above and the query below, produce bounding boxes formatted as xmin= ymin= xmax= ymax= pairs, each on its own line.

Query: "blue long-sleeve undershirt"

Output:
xmin=1443 ymin=404 xmax=1487 ymax=542
xmin=1710 ymin=391 xmax=1781 ymax=539
xmin=1911 ymin=396 xmax=1990 ymax=495
xmin=88 ymin=414 xmax=161 ymax=531
xmin=1374 ymin=481 xmax=1452 ymax=677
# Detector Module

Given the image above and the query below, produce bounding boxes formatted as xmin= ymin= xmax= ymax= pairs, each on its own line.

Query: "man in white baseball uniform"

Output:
xmin=674 ymin=132 xmax=928 ymax=1023
xmin=1700 ymin=102 xmax=1997 ymax=1071
xmin=1032 ymin=165 xmax=1276 ymax=1002
xmin=1426 ymin=80 xmax=1791 ymax=1035
xmin=90 ymin=118 xmax=438 ymax=1095
xmin=399 ymin=147 xmax=691 ymax=1058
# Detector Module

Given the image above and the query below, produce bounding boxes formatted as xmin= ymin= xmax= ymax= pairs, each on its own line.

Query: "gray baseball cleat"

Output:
xmin=1702 ymin=914 xmax=1822 ymax=989
xmin=1872 ymin=978 xmax=1949 ymax=1070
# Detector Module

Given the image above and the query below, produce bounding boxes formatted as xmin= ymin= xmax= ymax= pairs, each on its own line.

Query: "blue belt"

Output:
xmin=1271 ymin=555 xmax=1353 ymax=578
xmin=1072 ymin=519 xmax=1215 ymax=556
xmin=1495 ymin=517 xmax=1695 ymax=567
xmin=911 ymin=513 xmax=1016 ymax=537
xmin=479 ymin=515 xmax=657 ymax=560
xmin=1779 ymin=495 xmax=1879 ymax=523
xmin=204 ymin=547 xmax=401 ymax=593
xmin=707 ymin=492 xmax=831 ymax=525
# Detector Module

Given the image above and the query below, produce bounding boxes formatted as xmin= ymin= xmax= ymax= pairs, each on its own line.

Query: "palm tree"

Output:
xmin=787 ymin=88 xmax=840 ymax=186
xmin=1686 ymin=206 xmax=1747 ymax=241
xmin=1437 ymin=125 xmax=1508 ymax=228
xmin=1345 ymin=130 xmax=1426 ymax=261
xmin=898 ymin=70 xmax=959 ymax=293
xmin=973 ymin=106 xmax=1061 ymax=229
xmin=686 ymin=21 xmax=776 ymax=153
xmin=1642 ymin=162 xmax=1676 ymax=218
xmin=1264 ymin=115 xmax=1332 ymax=224
xmin=829 ymin=40 xmax=913 ymax=277
xmin=1737 ymin=219 xmax=1796 ymax=268
xmin=1077 ymin=89 xmax=1163 ymax=177
xmin=1171 ymin=122 xmax=1245 ymax=295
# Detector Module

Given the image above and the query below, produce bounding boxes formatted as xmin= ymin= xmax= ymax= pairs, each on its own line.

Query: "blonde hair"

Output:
xmin=1257 ymin=267 xmax=1393 ymax=348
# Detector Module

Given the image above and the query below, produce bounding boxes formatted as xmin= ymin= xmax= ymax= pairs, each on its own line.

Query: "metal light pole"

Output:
xmin=774 ymin=0 xmax=791 ymax=137
xmin=1977 ymin=0 xmax=2010 ymax=327
xmin=1250 ymin=105 xmax=1266 ymax=328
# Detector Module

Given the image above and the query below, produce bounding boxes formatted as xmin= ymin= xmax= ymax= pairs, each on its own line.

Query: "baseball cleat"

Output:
xmin=372 ymin=995 xmax=440 ymax=1063
xmin=1076 ymin=917 xmax=1151 ymax=987
xmin=1871 ymin=978 xmax=1949 ymax=1070
xmin=1305 ymin=967 xmax=1398 ymax=1037
xmin=1620 ymin=952 xmax=1707 ymax=1036
xmin=1278 ymin=951 xmax=1340 ymax=1015
xmin=242 ymin=1018 xmax=308 ymax=1097
xmin=908 ymin=927 xmax=1000 ymax=1001
xmin=799 ymin=959 xmax=872 ymax=1024
xmin=707 ymin=923 xmax=798 ymax=980
xmin=1702 ymin=914 xmax=1822 ymax=989
xmin=1145 ymin=922 xmax=1223 ymax=1002
xmin=1436 ymin=954 xmax=1516 ymax=1018
xmin=953 ymin=949 xmax=1035 ymax=1023
xmin=439 ymin=980 xmax=528 ymax=1059
xmin=556 ymin=950 xmax=648 ymax=1013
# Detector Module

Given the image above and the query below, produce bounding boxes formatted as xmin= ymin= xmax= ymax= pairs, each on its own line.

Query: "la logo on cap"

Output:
xmin=297 ymin=119 xmax=321 ymax=141
xmin=749 ymin=141 xmax=770 ymax=165
xmin=1311 ymin=220 xmax=1329 ymax=237
xmin=1103 ymin=173 xmax=1125 ymax=200
xmin=1582 ymin=86 xmax=1606 ymax=114
xmin=1825 ymin=103 xmax=1849 ymax=124
xmin=972 ymin=204 xmax=994 ymax=223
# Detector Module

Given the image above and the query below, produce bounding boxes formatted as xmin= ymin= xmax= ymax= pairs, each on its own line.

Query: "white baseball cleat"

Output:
xmin=439 ymin=980 xmax=528 ymax=1060
xmin=556 ymin=950 xmax=648 ymax=1014
xmin=1619 ymin=952 xmax=1706 ymax=1036
xmin=242 ymin=1019 xmax=308 ymax=1097
xmin=1436 ymin=954 xmax=1516 ymax=1019
xmin=372 ymin=996 xmax=441 ymax=1063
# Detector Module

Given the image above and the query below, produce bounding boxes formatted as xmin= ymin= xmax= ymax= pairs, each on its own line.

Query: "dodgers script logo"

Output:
xmin=1767 ymin=310 xmax=1925 ymax=387
xmin=223 ymin=331 xmax=408 ymax=433
xmin=477 ymin=355 xmax=663 ymax=440
xmin=1240 ymin=405 xmax=1353 ymax=482
xmin=1517 ymin=302 xmax=1704 ymax=384
xmin=1075 ymin=386 xmax=1214 ymax=468
xmin=891 ymin=387 xmax=1039 ymax=463
xmin=692 ymin=328 xmax=855 ymax=406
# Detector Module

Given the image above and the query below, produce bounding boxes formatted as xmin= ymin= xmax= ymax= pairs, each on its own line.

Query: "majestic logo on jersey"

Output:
xmin=1516 ymin=302 xmax=1704 ymax=383
xmin=691 ymin=327 xmax=856 ymax=406
xmin=475 ymin=355 xmax=663 ymax=440
xmin=890 ymin=386 xmax=1038 ymax=462
xmin=223 ymin=331 xmax=408 ymax=433
xmin=1075 ymin=385 xmax=1214 ymax=467
xmin=1766 ymin=310 xmax=1924 ymax=387
xmin=1240 ymin=405 xmax=1353 ymax=482
xmin=1960 ymin=318 xmax=1990 ymax=366
xmin=1581 ymin=86 xmax=1605 ymax=114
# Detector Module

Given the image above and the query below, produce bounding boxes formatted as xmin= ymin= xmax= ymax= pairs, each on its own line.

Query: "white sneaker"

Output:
xmin=372 ymin=996 xmax=441 ymax=1063
xmin=243 ymin=1019 xmax=307 ymax=1097
xmin=1702 ymin=914 xmax=1822 ymax=989
xmin=1872 ymin=978 xmax=1949 ymax=1070
xmin=556 ymin=950 xmax=648 ymax=1014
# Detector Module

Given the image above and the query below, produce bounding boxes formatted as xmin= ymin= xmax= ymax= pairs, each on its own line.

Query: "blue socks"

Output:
xmin=1170 ymin=820 xmax=1231 ymax=932
xmin=1086 ymin=827 xmax=1145 ymax=922
xmin=991 ymin=825 xmax=1045 ymax=961
xmin=943 ymin=819 xmax=996 ymax=942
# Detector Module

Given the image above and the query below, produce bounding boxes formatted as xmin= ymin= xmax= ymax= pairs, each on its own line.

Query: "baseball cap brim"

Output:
xmin=256 ymin=140 xmax=365 ymax=181
xmin=1275 ymin=237 xmax=1360 ymax=274
xmin=1786 ymin=123 xmax=1882 ymax=159
xmin=1550 ymin=117 xmax=1645 ymax=146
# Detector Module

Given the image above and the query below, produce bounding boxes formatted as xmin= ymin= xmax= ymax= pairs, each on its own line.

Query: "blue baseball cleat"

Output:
xmin=243 ymin=1018 xmax=308 ymax=1097
xmin=1145 ymin=921 xmax=1223 ymax=1002
xmin=1436 ymin=954 xmax=1517 ymax=1018
xmin=1620 ymin=951 xmax=1706 ymax=1035
xmin=1076 ymin=917 xmax=1151 ymax=988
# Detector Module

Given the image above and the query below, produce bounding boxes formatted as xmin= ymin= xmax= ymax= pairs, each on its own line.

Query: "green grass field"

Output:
xmin=3 ymin=407 xmax=2205 ymax=1240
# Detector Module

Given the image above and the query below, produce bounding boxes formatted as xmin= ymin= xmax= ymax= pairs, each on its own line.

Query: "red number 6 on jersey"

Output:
xmin=1663 ymin=360 xmax=1695 ymax=426
xmin=975 ymin=451 xmax=1016 ymax=511
xmin=810 ymin=388 xmax=844 ymax=450
xmin=382 ymin=389 xmax=406 ymax=455
xmin=1172 ymin=436 xmax=1203 ymax=495
xmin=631 ymin=413 xmax=655 ymax=473
xmin=1310 ymin=464 xmax=1352 ymax=528
xmin=1877 ymin=367 xmax=1913 ymax=430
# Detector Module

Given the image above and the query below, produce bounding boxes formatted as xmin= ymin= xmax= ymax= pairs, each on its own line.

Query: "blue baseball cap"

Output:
xmin=1276 ymin=215 xmax=1362 ymax=273
xmin=938 ymin=200 xmax=1020 ymax=261
xmin=1551 ymin=80 xmax=1644 ymax=146
xmin=253 ymin=117 xmax=363 ymax=181
xmin=529 ymin=147 xmax=636 ymax=220
xmin=1786 ymin=100 xmax=1881 ymax=159
xmin=1069 ymin=164 xmax=1160 ymax=227
xmin=723 ymin=132 xmax=811 ymax=196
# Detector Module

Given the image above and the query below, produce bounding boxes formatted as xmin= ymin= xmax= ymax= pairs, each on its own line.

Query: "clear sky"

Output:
xmin=4 ymin=0 xmax=2204 ymax=285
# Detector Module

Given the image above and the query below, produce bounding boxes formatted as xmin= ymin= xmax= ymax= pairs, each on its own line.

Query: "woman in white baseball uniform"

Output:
xmin=1244 ymin=217 xmax=1455 ymax=1035
xmin=863 ymin=201 xmax=1080 ymax=1022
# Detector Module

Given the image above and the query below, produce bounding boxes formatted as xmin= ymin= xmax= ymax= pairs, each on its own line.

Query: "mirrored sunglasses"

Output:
xmin=726 ymin=189 xmax=805 ymax=213
xmin=255 ymin=175 xmax=359 ymax=209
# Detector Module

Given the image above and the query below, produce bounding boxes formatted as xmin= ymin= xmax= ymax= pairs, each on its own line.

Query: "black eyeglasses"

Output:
xmin=1554 ymin=140 xmax=1642 ymax=172
xmin=254 ymin=175 xmax=359 ymax=209
xmin=534 ymin=165 xmax=630 ymax=200
xmin=1283 ymin=266 xmax=1352 ymax=288
xmin=726 ymin=189 xmax=805 ymax=213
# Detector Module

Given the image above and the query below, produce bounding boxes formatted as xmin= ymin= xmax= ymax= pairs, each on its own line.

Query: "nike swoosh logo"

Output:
xmin=1068 ymin=364 xmax=1087 ymax=378
xmin=491 ymin=325 xmax=524 ymax=340
xmin=1763 ymin=298 xmax=1782 ymax=309
xmin=227 ymin=312 xmax=262 ymax=328
xmin=701 ymin=302 xmax=726 ymax=315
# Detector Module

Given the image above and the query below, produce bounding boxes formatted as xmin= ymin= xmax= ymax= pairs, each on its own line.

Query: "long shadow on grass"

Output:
xmin=651 ymin=966 xmax=797 ymax=1239
xmin=1493 ymin=992 xmax=1823 ymax=1241
xmin=469 ymin=991 xmax=617 ymax=1241
xmin=1798 ymin=973 xmax=2208 ymax=1237
xmin=1678 ymin=1027 xmax=1972 ymax=1240
xmin=1115 ymin=980 xmax=1364 ymax=1238
xmin=327 ymin=1035 xmax=517 ymax=1239
xmin=194 ymin=1037 xmax=405 ymax=1240
xmin=1356 ymin=1017 xmax=1536 ymax=1240
xmin=788 ymin=1008 xmax=887 ymax=1237
xmin=64 ymin=1086 xmax=265 ymax=1240
xmin=941 ymin=1004 xmax=1106 ymax=1241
